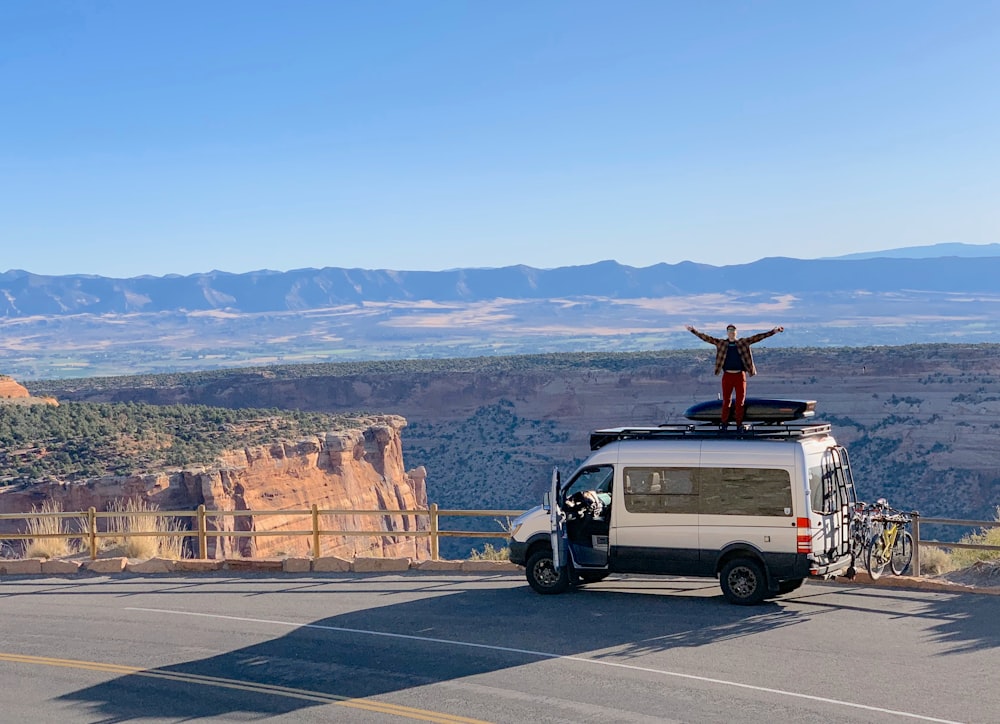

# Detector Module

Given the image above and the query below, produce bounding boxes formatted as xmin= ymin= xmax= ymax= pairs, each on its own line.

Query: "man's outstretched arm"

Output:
xmin=686 ymin=325 xmax=722 ymax=345
xmin=743 ymin=326 xmax=784 ymax=345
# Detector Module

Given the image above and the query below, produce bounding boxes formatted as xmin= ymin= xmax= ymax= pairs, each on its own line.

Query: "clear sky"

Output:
xmin=2 ymin=1 xmax=998 ymax=278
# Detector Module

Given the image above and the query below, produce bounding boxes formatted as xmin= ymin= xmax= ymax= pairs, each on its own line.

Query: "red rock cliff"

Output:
xmin=0 ymin=376 xmax=30 ymax=398
xmin=0 ymin=415 xmax=430 ymax=559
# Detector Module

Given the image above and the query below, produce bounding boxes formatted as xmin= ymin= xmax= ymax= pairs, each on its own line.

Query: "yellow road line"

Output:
xmin=0 ymin=652 xmax=490 ymax=724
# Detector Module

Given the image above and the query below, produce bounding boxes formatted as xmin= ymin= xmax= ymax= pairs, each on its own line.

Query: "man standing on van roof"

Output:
xmin=686 ymin=323 xmax=784 ymax=428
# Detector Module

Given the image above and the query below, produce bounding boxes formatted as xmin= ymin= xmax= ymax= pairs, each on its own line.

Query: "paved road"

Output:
xmin=0 ymin=572 xmax=997 ymax=723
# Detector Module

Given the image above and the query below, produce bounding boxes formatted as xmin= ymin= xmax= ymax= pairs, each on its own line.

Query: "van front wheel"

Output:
xmin=525 ymin=549 xmax=571 ymax=595
xmin=720 ymin=558 xmax=768 ymax=605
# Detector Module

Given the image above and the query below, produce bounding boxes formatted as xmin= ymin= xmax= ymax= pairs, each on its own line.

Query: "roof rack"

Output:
xmin=589 ymin=422 xmax=833 ymax=450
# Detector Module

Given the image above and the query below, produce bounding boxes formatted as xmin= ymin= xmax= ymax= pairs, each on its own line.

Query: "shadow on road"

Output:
xmin=46 ymin=574 xmax=1000 ymax=721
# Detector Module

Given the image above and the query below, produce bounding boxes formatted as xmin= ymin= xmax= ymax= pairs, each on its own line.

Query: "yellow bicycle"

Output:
xmin=865 ymin=509 xmax=913 ymax=579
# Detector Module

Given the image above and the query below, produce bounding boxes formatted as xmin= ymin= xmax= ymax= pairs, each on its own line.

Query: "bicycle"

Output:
xmin=847 ymin=499 xmax=886 ymax=577
xmin=848 ymin=500 xmax=876 ymax=564
xmin=864 ymin=507 xmax=913 ymax=579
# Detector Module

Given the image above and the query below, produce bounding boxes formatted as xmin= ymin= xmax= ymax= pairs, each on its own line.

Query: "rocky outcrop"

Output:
xmin=0 ymin=415 xmax=430 ymax=560
xmin=0 ymin=374 xmax=57 ymax=406
xmin=0 ymin=376 xmax=30 ymax=398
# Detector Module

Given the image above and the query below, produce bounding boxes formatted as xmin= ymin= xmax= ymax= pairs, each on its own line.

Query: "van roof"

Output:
xmin=589 ymin=423 xmax=834 ymax=451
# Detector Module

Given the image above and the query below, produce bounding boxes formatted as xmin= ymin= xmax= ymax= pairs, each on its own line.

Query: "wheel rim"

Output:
xmin=534 ymin=559 xmax=558 ymax=587
xmin=727 ymin=566 xmax=758 ymax=599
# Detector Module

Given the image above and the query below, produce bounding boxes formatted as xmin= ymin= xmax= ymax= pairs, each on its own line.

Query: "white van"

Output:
xmin=508 ymin=400 xmax=858 ymax=604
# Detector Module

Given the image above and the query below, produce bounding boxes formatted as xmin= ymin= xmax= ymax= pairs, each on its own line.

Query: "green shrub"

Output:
xmin=949 ymin=506 xmax=1000 ymax=569
xmin=468 ymin=543 xmax=509 ymax=561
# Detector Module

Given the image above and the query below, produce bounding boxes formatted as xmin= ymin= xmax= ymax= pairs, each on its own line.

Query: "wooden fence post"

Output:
xmin=312 ymin=504 xmax=320 ymax=559
xmin=430 ymin=503 xmax=439 ymax=560
xmin=197 ymin=504 xmax=207 ymax=559
xmin=911 ymin=512 xmax=921 ymax=577
xmin=88 ymin=507 xmax=97 ymax=560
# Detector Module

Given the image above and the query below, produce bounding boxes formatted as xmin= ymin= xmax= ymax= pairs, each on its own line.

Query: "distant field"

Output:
xmin=3 ymin=289 xmax=998 ymax=380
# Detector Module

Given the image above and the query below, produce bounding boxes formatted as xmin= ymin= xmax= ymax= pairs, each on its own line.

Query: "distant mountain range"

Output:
xmin=2 ymin=245 xmax=1000 ymax=318
xmin=827 ymin=242 xmax=1000 ymax=260
xmin=2 ymin=244 xmax=999 ymax=380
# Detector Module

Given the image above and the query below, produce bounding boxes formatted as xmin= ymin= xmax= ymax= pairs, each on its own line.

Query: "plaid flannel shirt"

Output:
xmin=688 ymin=327 xmax=780 ymax=377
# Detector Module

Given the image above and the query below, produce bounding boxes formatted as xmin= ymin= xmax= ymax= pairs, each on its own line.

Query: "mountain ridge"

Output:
xmin=3 ymin=255 xmax=1000 ymax=318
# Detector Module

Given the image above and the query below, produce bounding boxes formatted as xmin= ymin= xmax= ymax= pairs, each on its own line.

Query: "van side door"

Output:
xmin=610 ymin=442 xmax=702 ymax=575
xmin=698 ymin=444 xmax=798 ymax=579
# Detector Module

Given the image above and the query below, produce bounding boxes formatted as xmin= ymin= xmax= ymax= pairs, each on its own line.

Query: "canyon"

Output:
xmin=25 ymin=343 xmax=1000 ymax=559
xmin=0 ymin=414 xmax=431 ymax=560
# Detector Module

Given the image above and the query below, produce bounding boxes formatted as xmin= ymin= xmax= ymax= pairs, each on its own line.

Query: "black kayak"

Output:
xmin=684 ymin=398 xmax=816 ymax=423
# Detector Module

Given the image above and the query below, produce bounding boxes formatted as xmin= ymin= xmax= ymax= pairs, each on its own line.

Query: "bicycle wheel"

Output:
xmin=891 ymin=530 xmax=914 ymax=575
xmin=865 ymin=533 xmax=890 ymax=579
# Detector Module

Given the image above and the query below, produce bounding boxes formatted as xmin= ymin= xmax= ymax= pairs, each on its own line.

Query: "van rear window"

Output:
xmin=623 ymin=467 xmax=792 ymax=516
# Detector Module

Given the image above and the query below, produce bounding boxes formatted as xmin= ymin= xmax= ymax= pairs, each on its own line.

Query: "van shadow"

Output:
xmin=56 ymin=577 xmax=1000 ymax=721
xmin=56 ymin=580 xmax=805 ymax=721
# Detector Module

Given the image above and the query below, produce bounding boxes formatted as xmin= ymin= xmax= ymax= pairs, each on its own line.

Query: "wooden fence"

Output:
xmin=2 ymin=506 xmax=998 ymax=573
xmin=0 ymin=504 xmax=523 ymax=561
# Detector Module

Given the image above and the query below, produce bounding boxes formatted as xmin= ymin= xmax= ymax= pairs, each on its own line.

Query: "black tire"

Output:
xmin=890 ymin=530 xmax=914 ymax=575
xmin=865 ymin=532 xmax=890 ymax=580
xmin=525 ymin=549 xmax=571 ymax=595
xmin=577 ymin=570 xmax=610 ymax=584
xmin=776 ymin=578 xmax=805 ymax=595
xmin=719 ymin=558 xmax=768 ymax=605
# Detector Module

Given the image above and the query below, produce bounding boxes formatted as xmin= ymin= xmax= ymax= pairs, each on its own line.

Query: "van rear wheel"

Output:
xmin=720 ymin=558 xmax=767 ymax=605
xmin=525 ymin=549 xmax=571 ymax=594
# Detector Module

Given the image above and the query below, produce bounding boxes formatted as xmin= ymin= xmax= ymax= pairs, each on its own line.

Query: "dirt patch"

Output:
xmin=934 ymin=560 xmax=1000 ymax=588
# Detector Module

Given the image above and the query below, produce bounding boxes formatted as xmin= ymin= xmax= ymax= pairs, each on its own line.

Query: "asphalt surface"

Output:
xmin=1 ymin=572 xmax=997 ymax=723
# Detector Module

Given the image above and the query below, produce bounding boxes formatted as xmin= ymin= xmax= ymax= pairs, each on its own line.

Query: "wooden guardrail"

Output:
xmin=0 ymin=505 xmax=525 ymax=561
xmin=911 ymin=514 xmax=1000 ymax=576
xmin=2 ymin=507 xmax=998 ymax=572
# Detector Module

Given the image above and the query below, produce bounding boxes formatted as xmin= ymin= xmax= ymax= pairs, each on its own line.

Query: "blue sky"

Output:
xmin=2 ymin=1 xmax=998 ymax=278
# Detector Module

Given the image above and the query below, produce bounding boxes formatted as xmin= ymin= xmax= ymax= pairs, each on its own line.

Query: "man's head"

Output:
xmin=726 ymin=324 xmax=737 ymax=340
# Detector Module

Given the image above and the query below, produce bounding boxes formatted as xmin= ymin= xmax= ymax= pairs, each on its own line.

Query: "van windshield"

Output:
xmin=564 ymin=465 xmax=613 ymax=498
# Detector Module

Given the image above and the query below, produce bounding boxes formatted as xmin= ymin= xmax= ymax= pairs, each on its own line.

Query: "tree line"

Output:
xmin=0 ymin=401 xmax=361 ymax=484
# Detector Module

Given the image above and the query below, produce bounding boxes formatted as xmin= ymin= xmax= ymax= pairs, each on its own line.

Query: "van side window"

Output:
xmin=623 ymin=466 xmax=792 ymax=516
xmin=623 ymin=467 xmax=698 ymax=514
xmin=700 ymin=468 xmax=792 ymax=516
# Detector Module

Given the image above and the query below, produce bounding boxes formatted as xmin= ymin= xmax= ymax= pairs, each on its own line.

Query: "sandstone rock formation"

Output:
xmin=0 ymin=375 xmax=30 ymax=398
xmin=0 ymin=374 xmax=57 ymax=406
xmin=0 ymin=415 xmax=430 ymax=560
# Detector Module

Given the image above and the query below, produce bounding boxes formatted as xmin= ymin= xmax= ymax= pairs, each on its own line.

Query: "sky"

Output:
xmin=2 ymin=1 xmax=999 ymax=278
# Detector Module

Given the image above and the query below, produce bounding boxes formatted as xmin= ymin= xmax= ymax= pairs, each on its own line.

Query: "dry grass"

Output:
xmin=917 ymin=545 xmax=956 ymax=575
xmin=104 ymin=498 xmax=186 ymax=559
xmin=23 ymin=500 xmax=74 ymax=559
xmin=949 ymin=506 xmax=1000 ymax=569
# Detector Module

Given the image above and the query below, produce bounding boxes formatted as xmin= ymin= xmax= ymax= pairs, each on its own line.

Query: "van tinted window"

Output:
xmin=623 ymin=466 xmax=792 ymax=516
xmin=623 ymin=467 xmax=697 ymax=513
xmin=700 ymin=468 xmax=792 ymax=516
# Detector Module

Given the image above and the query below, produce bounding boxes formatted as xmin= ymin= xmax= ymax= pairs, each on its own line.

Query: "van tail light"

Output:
xmin=796 ymin=517 xmax=812 ymax=554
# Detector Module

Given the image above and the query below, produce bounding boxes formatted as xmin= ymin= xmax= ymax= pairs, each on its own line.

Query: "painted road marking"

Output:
xmin=0 ymin=652 xmax=489 ymax=724
xmin=128 ymin=606 xmax=965 ymax=724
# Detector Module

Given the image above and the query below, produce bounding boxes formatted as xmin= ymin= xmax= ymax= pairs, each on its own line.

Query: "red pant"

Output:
xmin=721 ymin=371 xmax=747 ymax=425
